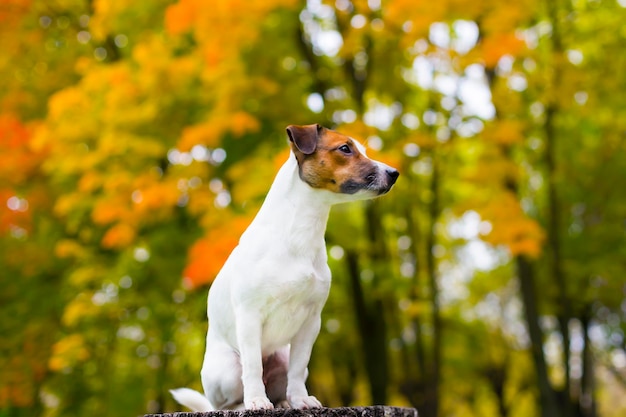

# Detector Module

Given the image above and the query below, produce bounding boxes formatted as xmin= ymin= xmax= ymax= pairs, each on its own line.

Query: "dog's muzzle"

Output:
xmin=340 ymin=167 xmax=399 ymax=195
xmin=378 ymin=168 xmax=399 ymax=195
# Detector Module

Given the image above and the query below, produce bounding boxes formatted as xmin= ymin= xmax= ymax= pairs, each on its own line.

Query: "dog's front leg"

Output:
xmin=287 ymin=313 xmax=323 ymax=409
xmin=235 ymin=310 xmax=274 ymax=410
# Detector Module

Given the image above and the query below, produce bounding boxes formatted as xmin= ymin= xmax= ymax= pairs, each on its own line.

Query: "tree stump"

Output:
xmin=145 ymin=406 xmax=418 ymax=417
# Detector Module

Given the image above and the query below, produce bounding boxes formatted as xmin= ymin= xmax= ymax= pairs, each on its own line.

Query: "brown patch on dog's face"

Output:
xmin=286 ymin=124 xmax=398 ymax=196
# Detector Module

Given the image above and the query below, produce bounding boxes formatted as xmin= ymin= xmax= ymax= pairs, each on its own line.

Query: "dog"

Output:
xmin=171 ymin=124 xmax=398 ymax=411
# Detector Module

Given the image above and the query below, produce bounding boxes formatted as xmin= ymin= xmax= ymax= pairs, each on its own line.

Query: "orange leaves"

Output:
xmin=479 ymin=33 xmax=526 ymax=68
xmin=471 ymin=192 xmax=545 ymax=258
xmin=133 ymin=181 xmax=181 ymax=215
xmin=164 ymin=0 xmax=198 ymax=36
xmin=460 ymin=117 xmax=543 ymax=258
xmin=0 ymin=0 xmax=30 ymax=29
xmin=0 ymin=357 xmax=36 ymax=408
xmin=0 ymin=114 xmax=48 ymax=237
xmin=0 ymin=189 xmax=29 ymax=235
xmin=165 ymin=0 xmax=295 ymax=153
xmin=92 ymin=196 xmax=130 ymax=226
xmin=230 ymin=112 xmax=261 ymax=136
xmin=0 ymin=112 xmax=29 ymax=146
xmin=0 ymin=113 xmax=43 ymax=185
xmin=101 ymin=223 xmax=136 ymax=249
xmin=166 ymin=0 xmax=298 ymax=41
xmin=472 ymin=1 xmax=535 ymax=68
xmin=183 ymin=215 xmax=252 ymax=288
xmin=91 ymin=173 xmax=188 ymax=249
xmin=384 ymin=0 xmax=447 ymax=39
xmin=165 ymin=0 xmax=298 ymax=76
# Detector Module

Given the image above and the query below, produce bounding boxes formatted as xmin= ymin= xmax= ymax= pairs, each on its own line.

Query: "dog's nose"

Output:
xmin=387 ymin=169 xmax=399 ymax=184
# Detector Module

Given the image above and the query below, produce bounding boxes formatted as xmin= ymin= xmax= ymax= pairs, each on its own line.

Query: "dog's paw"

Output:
xmin=275 ymin=400 xmax=291 ymax=409
xmin=288 ymin=395 xmax=322 ymax=409
xmin=245 ymin=396 xmax=274 ymax=410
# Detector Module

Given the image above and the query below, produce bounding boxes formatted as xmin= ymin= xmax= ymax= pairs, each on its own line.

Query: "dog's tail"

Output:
xmin=170 ymin=388 xmax=214 ymax=412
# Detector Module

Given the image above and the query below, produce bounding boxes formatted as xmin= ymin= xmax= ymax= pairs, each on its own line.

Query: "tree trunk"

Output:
xmin=546 ymin=102 xmax=574 ymax=416
xmin=580 ymin=312 xmax=597 ymax=417
xmin=425 ymin=151 xmax=442 ymax=417
xmin=516 ymin=256 xmax=561 ymax=417
xmin=405 ymin=204 xmax=427 ymax=381
xmin=544 ymin=0 xmax=575 ymax=410
xmin=400 ymin=200 xmax=431 ymax=415
xmin=345 ymin=249 xmax=388 ymax=405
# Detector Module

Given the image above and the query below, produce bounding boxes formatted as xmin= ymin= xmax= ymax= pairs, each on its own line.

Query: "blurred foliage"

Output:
xmin=1 ymin=0 xmax=625 ymax=416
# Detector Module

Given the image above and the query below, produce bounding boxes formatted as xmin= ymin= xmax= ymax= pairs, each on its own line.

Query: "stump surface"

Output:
xmin=145 ymin=406 xmax=417 ymax=417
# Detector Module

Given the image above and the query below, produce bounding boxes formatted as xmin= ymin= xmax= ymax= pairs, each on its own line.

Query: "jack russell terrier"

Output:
xmin=171 ymin=124 xmax=398 ymax=411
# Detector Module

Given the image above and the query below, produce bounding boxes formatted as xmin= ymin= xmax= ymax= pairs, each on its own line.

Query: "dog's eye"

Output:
xmin=338 ymin=144 xmax=352 ymax=154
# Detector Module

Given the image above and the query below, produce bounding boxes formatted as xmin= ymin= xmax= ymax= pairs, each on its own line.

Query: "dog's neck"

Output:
xmin=241 ymin=152 xmax=331 ymax=256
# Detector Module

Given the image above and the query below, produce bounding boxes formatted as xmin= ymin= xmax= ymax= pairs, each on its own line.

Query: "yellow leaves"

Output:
xmin=178 ymin=111 xmax=260 ymax=151
xmin=460 ymin=117 xmax=543 ymax=258
xmin=481 ymin=119 xmax=526 ymax=145
xmin=480 ymin=0 xmax=537 ymax=35
xmin=48 ymin=86 xmax=89 ymax=123
xmin=472 ymin=192 xmax=545 ymax=258
xmin=55 ymin=239 xmax=87 ymax=259
xmin=227 ymin=146 xmax=281 ymax=205
xmin=334 ymin=120 xmax=377 ymax=143
xmin=132 ymin=36 xmax=180 ymax=91
xmin=461 ymin=143 xmax=521 ymax=188
xmin=400 ymin=300 xmax=428 ymax=318
xmin=53 ymin=193 xmax=84 ymax=218
xmin=89 ymin=0 xmax=135 ymax=41
xmin=48 ymin=334 xmax=90 ymax=372
xmin=186 ymin=187 xmax=215 ymax=218
xmin=404 ymin=132 xmax=437 ymax=149
xmin=61 ymin=293 xmax=97 ymax=326
xmin=178 ymin=122 xmax=222 ymax=151
xmin=166 ymin=0 xmax=298 ymax=72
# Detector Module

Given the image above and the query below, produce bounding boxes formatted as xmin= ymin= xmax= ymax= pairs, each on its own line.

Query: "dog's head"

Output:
xmin=286 ymin=124 xmax=399 ymax=200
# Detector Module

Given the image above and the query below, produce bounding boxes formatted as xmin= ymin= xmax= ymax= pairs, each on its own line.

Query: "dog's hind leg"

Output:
xmin=263 ymin=346 xmax=289 ymax=407
xmin=201 ymin=342 xmax=244 ymax=409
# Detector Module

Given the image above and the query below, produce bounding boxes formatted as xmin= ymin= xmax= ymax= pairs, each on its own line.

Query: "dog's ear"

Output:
xmin=286 ymin=124 xmax=322 ymax=155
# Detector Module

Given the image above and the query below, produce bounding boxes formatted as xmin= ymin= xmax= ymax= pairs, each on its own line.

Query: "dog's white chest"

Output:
xmin=258 ymin=261 xmax=330 ymax=353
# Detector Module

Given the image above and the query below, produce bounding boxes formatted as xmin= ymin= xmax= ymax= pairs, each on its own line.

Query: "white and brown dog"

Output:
xmin=171 ymin=124 xmax=398 ymax=411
